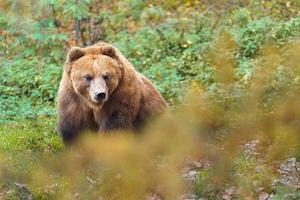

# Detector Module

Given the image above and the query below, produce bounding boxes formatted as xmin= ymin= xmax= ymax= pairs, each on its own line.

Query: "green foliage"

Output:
xmin=0 ymin=117 xmax=62 ymax=153
xmin=272 ymin=184 xmax=300 ymax=200
xmin=0 ymin=58 xmax=61 ymax=121
xmin=1 ymin=1 xmax=300 ymax=118
xmin=0 ymin=10 xmax=65 ymax=120
xmin=191 ymin=168 xmax=219 ymax=199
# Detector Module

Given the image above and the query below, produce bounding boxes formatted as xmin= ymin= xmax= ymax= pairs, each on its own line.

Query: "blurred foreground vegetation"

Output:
xmin=1 ymin=0 xmax=300 ymax=199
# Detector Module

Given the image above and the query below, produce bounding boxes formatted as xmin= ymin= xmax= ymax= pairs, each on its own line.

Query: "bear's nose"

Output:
xmin=95 ymin=92 xmax=106 ymax=101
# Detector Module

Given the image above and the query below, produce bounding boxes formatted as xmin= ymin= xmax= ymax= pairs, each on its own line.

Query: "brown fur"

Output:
xmin=57 ymin=42 xmax=167 ymax=144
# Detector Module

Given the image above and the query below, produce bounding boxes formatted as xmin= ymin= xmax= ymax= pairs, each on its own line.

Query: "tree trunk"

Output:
xmin=74 ymin=17 xmax=81 ymax=46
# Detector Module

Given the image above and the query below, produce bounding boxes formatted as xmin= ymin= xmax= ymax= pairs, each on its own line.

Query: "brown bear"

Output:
xmin=57 ymin=42 xmax=167 ymax=144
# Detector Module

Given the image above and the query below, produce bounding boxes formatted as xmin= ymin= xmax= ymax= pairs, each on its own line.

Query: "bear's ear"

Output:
xmin=102 ymin=46 xmax=117 ymax=59
xmin=66 ymin=47 xmax=85 ymax=63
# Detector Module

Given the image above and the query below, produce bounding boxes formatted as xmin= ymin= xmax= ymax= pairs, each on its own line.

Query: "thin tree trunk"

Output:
xmin=80 ymin=23 xmax=86 ymax=46
xmin=74 ymin=17 xmax=81 ymax=46
xmin=51 ymin=3 xmax=59 ymax=27
xmin=87 ymin=17 xmax=92 ymax=46
xmin=74 ymin=0 xmax=81 ymax=46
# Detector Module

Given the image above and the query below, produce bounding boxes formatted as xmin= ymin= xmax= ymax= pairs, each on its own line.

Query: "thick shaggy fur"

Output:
xmin=57 ymin=42 xmax=167 ymax=144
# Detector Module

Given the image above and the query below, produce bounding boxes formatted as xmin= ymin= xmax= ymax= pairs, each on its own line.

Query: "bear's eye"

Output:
xmin=103 ymin=74 xmax=109 ymax=81
xmin=83 ymin=74 xmax=93 ymax=81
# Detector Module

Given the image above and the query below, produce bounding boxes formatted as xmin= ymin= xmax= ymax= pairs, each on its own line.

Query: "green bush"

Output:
xmin=1 ymin=2 xmax=300 ymax=120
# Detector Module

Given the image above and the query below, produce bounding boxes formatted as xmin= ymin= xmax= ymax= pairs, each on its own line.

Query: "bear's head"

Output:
xmin=65 ymin=45 xmax=123 ymax=110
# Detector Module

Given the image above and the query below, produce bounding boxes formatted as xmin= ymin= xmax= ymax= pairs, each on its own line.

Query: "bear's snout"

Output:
xmin=89 ymin=77 xmax=108 ymax=103
xmin=94 ymin=92 xmax=106 ymax=101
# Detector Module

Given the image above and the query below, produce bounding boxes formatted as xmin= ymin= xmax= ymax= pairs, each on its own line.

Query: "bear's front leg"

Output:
xmin=58 ymin=109 xmax=98 ymax=144
xmin=58 ymin=117 xmax=81 ymax=144
xmin=105 ymin=110 xmax=134 ymax=132
xmin=58 ymin=107 xmax=95 ymax=144
xmin=57 ymin=99 xmax=96 ymax=144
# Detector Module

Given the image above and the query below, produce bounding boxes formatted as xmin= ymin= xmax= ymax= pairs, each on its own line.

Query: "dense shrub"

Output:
xmin=1 ymin=1 xmax=300 ymax=120
xmin=0 ymin=3 xmax=300 ymax=116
